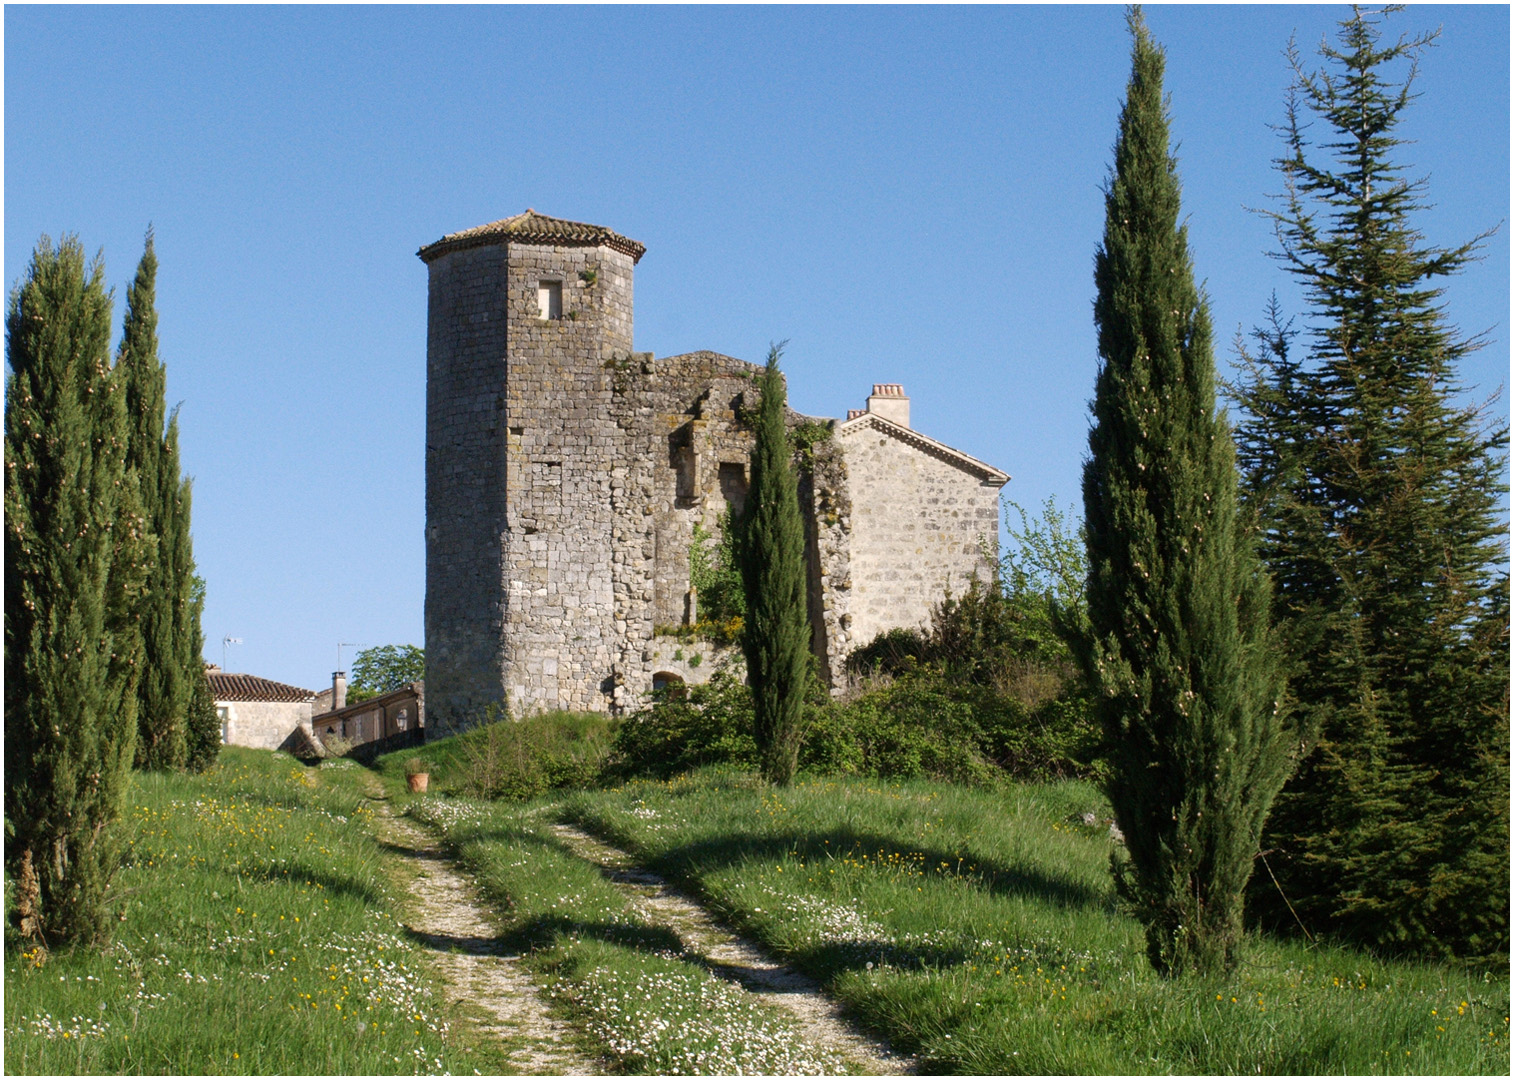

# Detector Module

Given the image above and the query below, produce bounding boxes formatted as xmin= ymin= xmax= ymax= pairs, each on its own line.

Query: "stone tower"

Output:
xmin=419 ymin=210 xmax=645 ymax=736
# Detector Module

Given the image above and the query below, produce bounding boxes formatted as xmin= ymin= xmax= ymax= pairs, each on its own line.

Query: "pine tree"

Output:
xmin=1080 ymin=10 xmax=1293 ymax=976
xmin=120 ymin=232 xmax=191 ymax=770
xmin=1234 ymin=9 xmax=1509 ymax=958
xmin=5 ymin=236 xmax=148 ymax=943
xmin=739 ymin=344 xmax=811 ymax=786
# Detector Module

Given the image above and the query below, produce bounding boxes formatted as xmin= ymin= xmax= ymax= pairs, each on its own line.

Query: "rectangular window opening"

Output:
xmin=538 ymin=280 xmax=562 ymax=320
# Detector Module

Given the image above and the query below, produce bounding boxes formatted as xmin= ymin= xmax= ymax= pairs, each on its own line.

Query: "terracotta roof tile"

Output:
xmin=208 ymin=672 xmax=315 ymax=703
xmin=418 ymin=209 xmax=646 ymax=264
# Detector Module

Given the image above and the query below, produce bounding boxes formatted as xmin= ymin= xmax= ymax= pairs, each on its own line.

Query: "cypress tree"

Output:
xmin=5 ymin=236 xmax=148 ymax=943
xmin=184 ymin=572 xmax=221 ymax=773
xmin=739 ymin=344 xmax=810 ymax=786
xmin=120 ymin=232 xmax=191 ymax=770
xmin=1080 ymin=10 xmax=1293 ymax=976
xmin=1234 ymin=9 xmax=1509 ymax=958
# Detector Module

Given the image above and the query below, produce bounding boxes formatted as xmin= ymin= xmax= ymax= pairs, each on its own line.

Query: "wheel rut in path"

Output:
xmin=366 ymin=796 xmax=599 ymax=1075
xmin=551 ymin=822 xmax=915 ymax=1076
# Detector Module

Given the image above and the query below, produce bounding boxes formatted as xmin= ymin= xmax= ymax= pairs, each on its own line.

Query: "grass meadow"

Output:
xmin=7 ymin=741 xmax=1508 ymax=1075
xmin=555 ymin=770 xmax=1509 ymax=1075
xmin=407 ymin=794 xmax=855 ymax=1073
xmin=3 ymin=748 xmax=484 ymax=1075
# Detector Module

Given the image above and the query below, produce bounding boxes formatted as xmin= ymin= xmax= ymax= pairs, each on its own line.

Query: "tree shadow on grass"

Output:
xmin=238 ymin=858 xmax=383 ymax=905
xmin=643 ymin=826 xmax=1108 ymax=911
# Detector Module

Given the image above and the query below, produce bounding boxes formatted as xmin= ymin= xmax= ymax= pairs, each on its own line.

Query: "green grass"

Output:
xmin=373 ymin=710 xmax=616 ymax=800
xmin=404 ymin=793 xmax=857 ymax=1073
xmin=559 ymin=770 xmax=1510 ymax=1075
xmin=3 ymin=748 xmax=478 ymax=1075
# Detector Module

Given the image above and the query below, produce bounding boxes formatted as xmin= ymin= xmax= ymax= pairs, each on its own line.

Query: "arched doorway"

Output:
xmin=651 ymin=671 xmax=687 ymax=700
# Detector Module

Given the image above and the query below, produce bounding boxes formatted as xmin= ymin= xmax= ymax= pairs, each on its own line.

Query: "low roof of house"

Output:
xmin=314 ymin=681 xmax=423 ymax=724
xmin=418 ymin=209 xmax=646 ymax=264
xmin=208 ymin=672 xmax=315 ymax=704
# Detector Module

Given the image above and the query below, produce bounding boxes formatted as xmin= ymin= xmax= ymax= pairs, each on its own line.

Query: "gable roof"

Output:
xmin=209 ymin=672 xmax=315 ymax=704
xmin=836 ymin=412 xmax=1010 ymax=486
xmin=418 ymin=209 xmax=646 ymax=264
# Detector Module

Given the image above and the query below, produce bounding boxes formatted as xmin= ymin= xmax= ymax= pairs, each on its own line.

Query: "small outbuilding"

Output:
xmin=207 ymin=666 xmax=318 ymax=752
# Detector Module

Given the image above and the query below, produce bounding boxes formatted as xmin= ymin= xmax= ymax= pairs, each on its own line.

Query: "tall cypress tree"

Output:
xmin=1080 ymin=10 xmax=1293 ymax=976
xmin=1234 ymin=9 xmax=1509 ymax=958
xmin=5 ymin=236 xmax=148 ymax=943
xmin=184 ymin=571 xmax=221 ymax=773
xmin=739 ymin=344 xmax=810 ymax=786
xmin=120 ymin=232 xmax=191 ymax=770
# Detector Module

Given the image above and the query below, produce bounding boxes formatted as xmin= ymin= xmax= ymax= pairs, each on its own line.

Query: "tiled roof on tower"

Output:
xmin=418 ymin=209 xmax=646 ymax=264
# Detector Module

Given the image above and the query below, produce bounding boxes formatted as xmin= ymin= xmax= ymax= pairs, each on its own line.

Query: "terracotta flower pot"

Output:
xmin=407 ymin=772 xmax=429 ymax=793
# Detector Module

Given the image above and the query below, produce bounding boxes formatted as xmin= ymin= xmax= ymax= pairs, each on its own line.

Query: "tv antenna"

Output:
xmin=222 ymin=635 xmax=243 ymax=671
xmin=337 ymin=642 xmax=364 ymax=671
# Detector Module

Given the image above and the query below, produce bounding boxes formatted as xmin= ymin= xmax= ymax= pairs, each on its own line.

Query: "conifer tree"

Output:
xmin=120 ymin=233 xmax=191 ymax=770
xmin=1233 ymin=9 xmax=1509 ymax=957
xmin=739 ymin=344 xmax=810 ymax=786
xmin=5 ymin=236 xmax=148 ymax=943
xmin=184 ymin=573 xmax=222 ymax=773
xmin=1080 ymin=10 xmax=1293 ymax=976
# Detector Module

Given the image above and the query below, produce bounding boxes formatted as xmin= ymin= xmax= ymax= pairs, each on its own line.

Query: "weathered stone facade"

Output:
xmin=421 ymin=211 xmax=1008 ymax=736
xmin=835 ymin=412 xmax=1005 ymax=648
xmin=208 ymin=669 xmax=316 ymax=752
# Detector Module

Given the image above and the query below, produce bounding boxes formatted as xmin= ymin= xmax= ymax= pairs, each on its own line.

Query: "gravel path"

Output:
xmin=551 ymin=822 xmax=915 ymax=1076
xmin=367 ymin=799 xmax=600 ymax=1075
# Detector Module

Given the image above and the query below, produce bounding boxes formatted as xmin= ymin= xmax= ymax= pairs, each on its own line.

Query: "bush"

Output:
xmin=607 ymin=670 xmax=758 ymax=780
xmin=608 ymin=666 xmax=1100 ymax=788
xmin=453 ymin=711 xmax=616 ymax=801
xmin=803 ymin=679 xmax=995 ymax=784
xmin=806 ymin=675 xmax=1100 ymax=784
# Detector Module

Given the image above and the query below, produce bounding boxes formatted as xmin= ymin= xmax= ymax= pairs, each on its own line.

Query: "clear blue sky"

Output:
xmin=6 ymin=5 xmax=1508 ymax=692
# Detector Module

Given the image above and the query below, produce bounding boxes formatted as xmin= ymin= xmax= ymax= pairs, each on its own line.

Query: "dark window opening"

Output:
xmin=719 ymin=462 xmax=749 ymax=517
xmin=652 ymin=672 xmax=687 ymax=699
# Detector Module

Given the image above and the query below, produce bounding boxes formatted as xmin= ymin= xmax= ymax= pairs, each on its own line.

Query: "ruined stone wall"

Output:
xmin=800 ymin=434 xmax=855 ymax=692
xmin=424 ymin=224 xmax=1005 ymax=729
xmin=606 ymin=352 xmax=763 ymax=709
xmin=836 ymin=424 xmax=1002 ymax=650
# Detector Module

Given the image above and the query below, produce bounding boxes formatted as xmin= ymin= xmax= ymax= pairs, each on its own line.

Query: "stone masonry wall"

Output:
xmin=607 ymin=351 xmax=764 ymax=710
xmin=501 ymin=244 xmax=634 ymax=720
xmin=220 ymin=700 xmax=313 ymax=752
xmin=425 ymin=244 xmax=511 ymax=734
xmin=836 ymin=422 xmax=1002 ymax=650
xmin=801 ymin=434 xmax=856 ymax=692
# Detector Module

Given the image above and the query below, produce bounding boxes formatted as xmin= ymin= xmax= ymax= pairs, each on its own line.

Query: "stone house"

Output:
xmin=207 ymin=667 xmax=318 ymax=752
xmin=311 ymin=670 xmax=425 ymax=760
xmin=421 ymin=210 xmax=1008 ymax=736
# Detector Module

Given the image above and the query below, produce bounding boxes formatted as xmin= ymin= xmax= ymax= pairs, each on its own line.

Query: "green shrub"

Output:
xmin=805 ymin=676 xmax=1100 ymax=784
xmin=804 ymin=678 xmax=995 ymax=784
xmin=608 ymin=665 xmax=1099 ymax=787
xmin=607 ymin=670 xmax=757 ymax=780
xmin=689 ymin=508 xmax=745 ymax=626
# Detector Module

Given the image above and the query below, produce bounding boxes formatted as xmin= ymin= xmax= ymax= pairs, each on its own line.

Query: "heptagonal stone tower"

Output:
xmin=420 ymin=210 xmax=1007 ymax=737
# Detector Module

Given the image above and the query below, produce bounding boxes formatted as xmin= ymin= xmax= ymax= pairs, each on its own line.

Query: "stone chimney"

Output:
xmin=866 ymin=383 xmax=910 ymax=428
xmin=332 ymin=671 xmax=347 ymax=712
